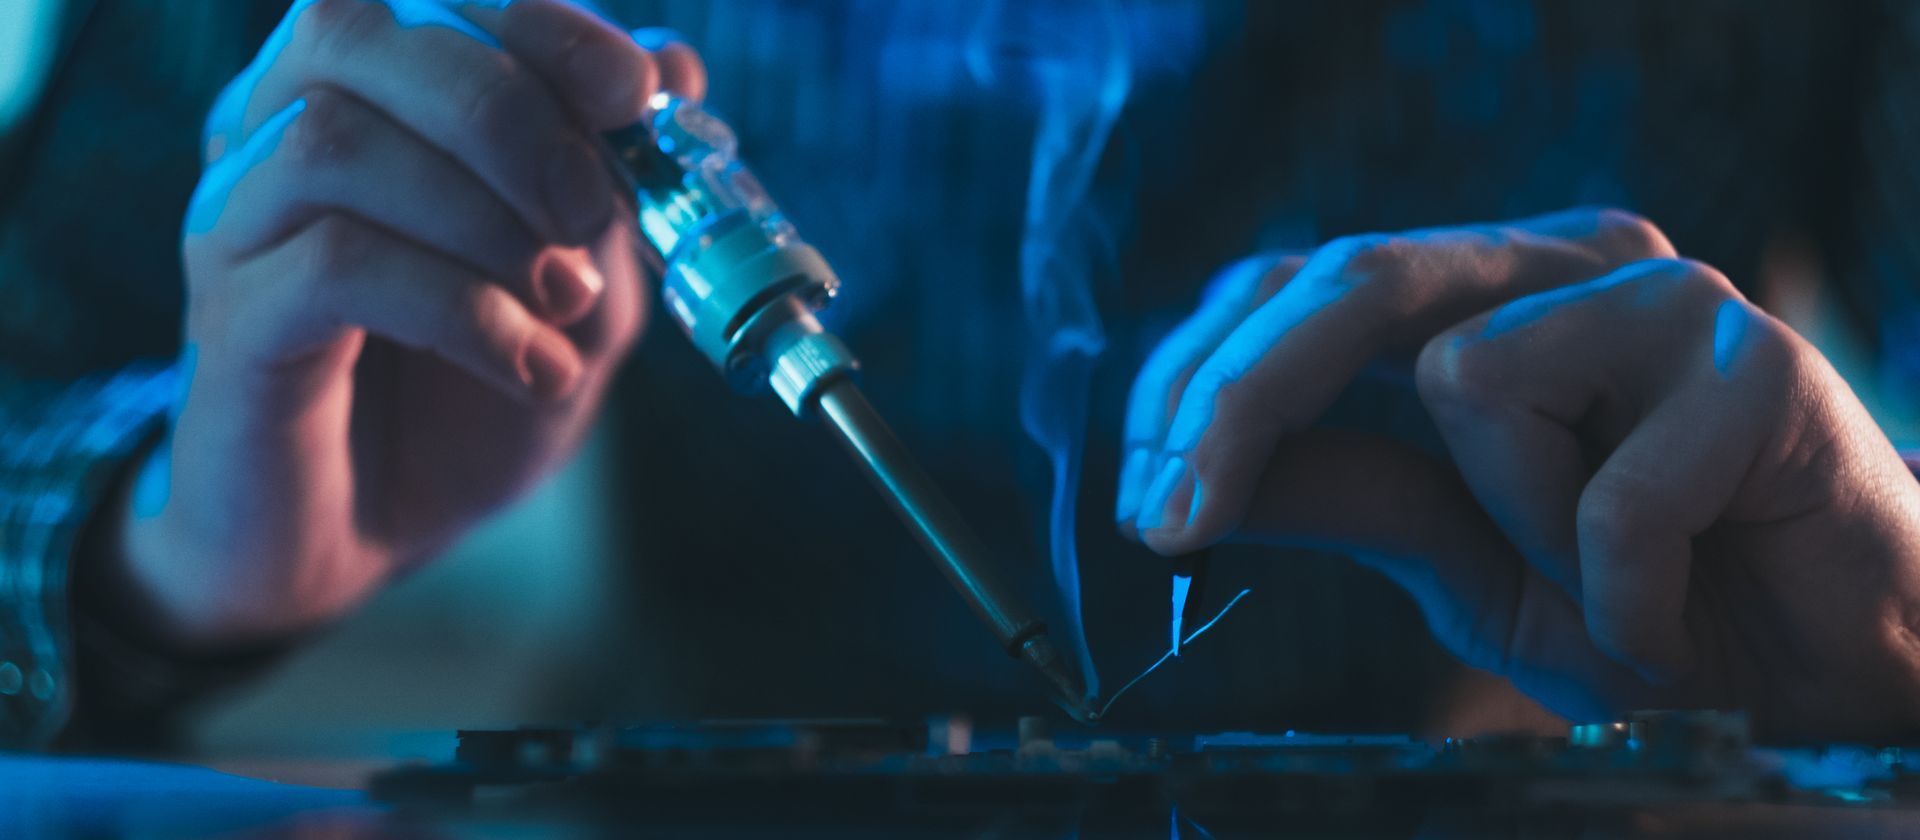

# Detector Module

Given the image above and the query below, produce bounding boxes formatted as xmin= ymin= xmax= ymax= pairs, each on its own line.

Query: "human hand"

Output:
xmin=114 ymin=0 xmax=705 ymax=646
xmin=1119 ymin=208 xmax=1920 ymax=740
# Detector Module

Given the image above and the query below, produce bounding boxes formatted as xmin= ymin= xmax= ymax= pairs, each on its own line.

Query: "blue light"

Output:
xmin=1713 ymin=299 xmax=1750 ymax=377
xmin=981 ymin=0 xmax=1135 ymax=702
xmin=1135 ymin=456 xmax=1186 ymax=531
xmin=1169 ymin=573 xmax=1191 ymax=652
xmin=184 ymin=99 xmax=305 ymax=236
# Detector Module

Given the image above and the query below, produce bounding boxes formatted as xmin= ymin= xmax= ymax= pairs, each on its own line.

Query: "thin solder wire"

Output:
xmin=1172 ymin=806 xmax=1221 ymax=840
xmin=1090 ymin=589 xmax=1253 ymax=721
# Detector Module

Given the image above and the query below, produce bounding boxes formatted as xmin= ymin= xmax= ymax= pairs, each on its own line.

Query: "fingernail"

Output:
xmin=1185 ymin=479 xmax=1205 ymax=528
xmin=545 ymin=142 xmax=613 ymax=243
xmin=1136 ymin=456 xmax=1187 ymax=531
xmin=567 ymin=38 xmax=645 ymax=124
xmin=520 ymin=331 xmax=583 ymax=399
xmin=1115 ymin=447 xmax=1152 ymax=523
xmin=535 ymin=249 xmax=605 ymax=324
xmin=1163 ymin=373 xmax=1223 ymax=453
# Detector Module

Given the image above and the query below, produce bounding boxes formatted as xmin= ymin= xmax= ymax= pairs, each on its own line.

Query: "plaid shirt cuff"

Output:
xmin=0 ymin=362 xmax=177 ymax=749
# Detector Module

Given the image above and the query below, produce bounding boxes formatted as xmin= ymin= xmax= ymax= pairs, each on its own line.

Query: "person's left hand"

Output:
xmin=1118 ymin=207 xmax=1920 ymax=741
xmin=111 ymin=0 xmax=705 ymax=648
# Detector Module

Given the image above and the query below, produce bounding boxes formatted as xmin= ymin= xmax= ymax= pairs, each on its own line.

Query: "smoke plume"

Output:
xmin=967 ymin=0 xmax=1131 ymax=700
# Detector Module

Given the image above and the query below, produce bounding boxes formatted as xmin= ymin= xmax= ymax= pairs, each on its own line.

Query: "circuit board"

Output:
xmin=368 ymin=712 xmax=1920 ymax=837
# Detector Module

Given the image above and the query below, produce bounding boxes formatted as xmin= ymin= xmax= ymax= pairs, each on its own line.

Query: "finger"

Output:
xmin=1414 ymin=261 xmax=1700 ymax=597
xmin=1230 ymin=428 xmax=1660 ymax=721
xmin=1117 ymin=254 xmax=1297 ymax=526
xmin=237 ymin=0 xmax=613 ymax=244
xmin=228 ymin=212 xmax=584 ymax=401
xmin=632 ymin=28 xmax=708 ymax=102
xmin=454 ymin=0 xmax=660 ymax=129
xmin=1579 ymin=390 xmax=1750 ymax=683
xmin=187 ymin=89 xmax=604 ymax=327
xmin=202 ymin=2 xmax=306 ymax=165
xmin=1421 ymin=258 xmax=1774 ymax=681
xmin=1137 ymin=207 xmax=1676 ymax=553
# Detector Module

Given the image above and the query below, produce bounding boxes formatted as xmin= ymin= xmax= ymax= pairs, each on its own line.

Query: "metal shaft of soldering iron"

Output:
xmin=812 ymin=379 xmax=1096 ymax=722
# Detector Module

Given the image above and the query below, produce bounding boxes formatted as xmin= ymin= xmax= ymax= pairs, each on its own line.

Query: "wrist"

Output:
xmin=99 ymin=431 xmax=275 ymax=650
xmin=75 ymin=430 xmax=207 ymax=653
xmin=112 ymin=426 xmax=383 ymax=647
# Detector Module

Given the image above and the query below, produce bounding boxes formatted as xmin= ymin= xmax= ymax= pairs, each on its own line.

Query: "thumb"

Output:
xmin=1227 ymin=429 xmax=1655 ymax=719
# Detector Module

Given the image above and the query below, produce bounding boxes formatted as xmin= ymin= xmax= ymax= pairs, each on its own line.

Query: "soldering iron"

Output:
xmin=599 ymin=93 xmax=1098 ymax=724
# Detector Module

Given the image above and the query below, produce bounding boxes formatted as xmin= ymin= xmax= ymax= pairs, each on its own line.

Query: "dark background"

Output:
xmin=4 ymin=0 xmax=1917 ymax=758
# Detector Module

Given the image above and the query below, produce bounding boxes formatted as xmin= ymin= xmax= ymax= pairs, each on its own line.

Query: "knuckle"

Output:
xmin=1327 ymin=232 xmax=1404 ymax=278
xmin=1672 ymin=259 xmax=1736 ymax=296
xmin=1254 ymin=252 xmax=1308 ymax=299
xmin=1575 ymin=476 xmax=1651 ymax=550
xmin=458 ymin=59 xmax=539 ymax=140
xmin=295 ymin=0 xmax=391 ymax=63
xmin=1592 ymin=207 xmax=1676 ymax=259
xmin=1414 ymin=328 xmax=1501 ymax=417
xmin=1326 ymin=232 xmax=1426 ymax=312
xmin=1183 ymin=364 xmax=1235 ymax=410
xmin=281 ymin=87 xmax=366 ymax=168
xmin=1575 ymin=483 xmax=1622 ymax=542
xmin=1632 ymin=257 xmax=1736 ymax=300
xmin=300 ymin=215 xmax=375 ymax=281
xmin=1726 ymin=304 xmax=1804 ymax=381
xmin=1745 ymin=309 xmax=1802 ymax=364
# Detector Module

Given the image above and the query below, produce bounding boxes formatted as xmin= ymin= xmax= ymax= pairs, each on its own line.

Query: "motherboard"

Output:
xmin=367 ymin=711 xmax=1920 ymax=837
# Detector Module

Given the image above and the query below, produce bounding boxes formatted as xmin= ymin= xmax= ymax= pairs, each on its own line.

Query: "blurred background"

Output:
xmin=5 ymin=0 xmax=1919 ymax=761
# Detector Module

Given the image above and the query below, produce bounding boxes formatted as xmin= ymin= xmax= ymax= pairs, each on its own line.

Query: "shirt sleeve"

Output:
xmin=0 ymin=362 xmax=177 ymax=749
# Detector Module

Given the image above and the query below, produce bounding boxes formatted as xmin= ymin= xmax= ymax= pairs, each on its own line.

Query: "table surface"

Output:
xmin=0 ymin=753 xmax=374 ymax=839
xmin=12 ymin=752 xmax=1920 ymax=839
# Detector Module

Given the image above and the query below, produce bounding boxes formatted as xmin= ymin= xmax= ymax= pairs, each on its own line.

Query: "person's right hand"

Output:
xmin=108 ymin=0 xmax=707 ymax=648
xmin=1118 ymin=208 xmax=1920 ymax=741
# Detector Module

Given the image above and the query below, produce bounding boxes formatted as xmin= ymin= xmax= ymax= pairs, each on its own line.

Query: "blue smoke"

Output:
xmin=966 ymin=0 xmax=1131 ymax=701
